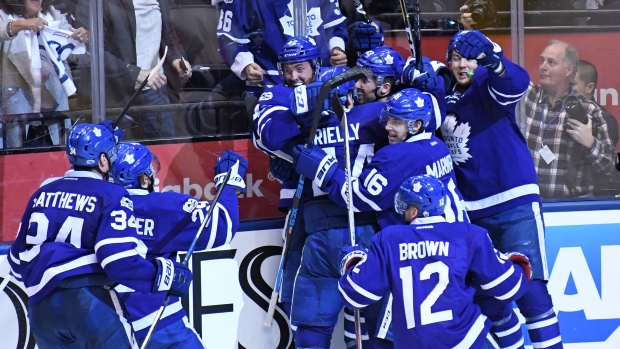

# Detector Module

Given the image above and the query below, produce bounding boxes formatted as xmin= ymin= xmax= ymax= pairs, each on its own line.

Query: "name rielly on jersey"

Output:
xmin=400 ymin=238 xmax=450 ymax=261
xmin=32 ymin=191 xmax=98 ymax=212
xmin=313 ymin=123 xmax=360 ymax=146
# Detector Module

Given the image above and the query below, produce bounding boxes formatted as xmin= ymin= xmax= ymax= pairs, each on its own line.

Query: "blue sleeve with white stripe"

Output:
xmin=216 ymin=0 xmax=252 ymax=72
xmin=469 ymin=227 xmax=528 ymax=302
xmin=95 ymin=191 xmax=157 ymax=294
xmin=321 ymin=0 xmax=348 ymax=50
xmin=483 ymin=57 xmax=530 ymax=114
xmin=338 ymin=234 xmax=389 ymax=309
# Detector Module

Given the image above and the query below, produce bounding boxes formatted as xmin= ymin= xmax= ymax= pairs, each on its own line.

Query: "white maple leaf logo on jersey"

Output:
xmin=280 ymin=0 xmax=323 ymax=37
xmin=384 ymin=53 xmax=394 ymax=65
xmin=93 ymin=128 xmax=101 ymax=137
xmin=413 ymin=182 xmax=422 ymax=192
xmin=441 ymin=114 xmax=472 ymax=165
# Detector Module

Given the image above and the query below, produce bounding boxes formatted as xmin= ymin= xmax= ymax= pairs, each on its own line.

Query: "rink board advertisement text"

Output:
xmin=1 ymin=207 xmax=620 ymax=348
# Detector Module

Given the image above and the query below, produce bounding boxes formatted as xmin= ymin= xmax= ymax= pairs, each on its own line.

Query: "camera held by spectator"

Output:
xmin=464 ymin=0 xmax=499 ymax=29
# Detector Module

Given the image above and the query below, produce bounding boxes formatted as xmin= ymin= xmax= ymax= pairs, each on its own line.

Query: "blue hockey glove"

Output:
xmin=97 ymin=119 xmax=124 ymax=144
xmin=339 ymin=245 xmax=368 ymax=275
xmin=402 ymin=57 xmax=439 ymax=90
xmin=292 ymin=144 xmax=338 ymax=188
xmin=214 ymin=149 xmax=248 ymax=194
xmin=289 ymin=82 xmax=330 ymax=124
xmin=152 ymin=257 xmax=193 ymax=297
xmin=352 ymin=20 xmax=384 ymax=52
xmin=269 ymin=156 xmax=295 ymax=182
xmin=504 ymin=252 xmax=531 ymax=282
xmin=454 ymin=30 xmax=503 ymax=70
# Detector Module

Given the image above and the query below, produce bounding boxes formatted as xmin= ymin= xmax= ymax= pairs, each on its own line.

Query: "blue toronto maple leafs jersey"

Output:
xmin=115 ymin=187 xmax=239 ymax=340
xmin=339 ymin=216 xmax=528 ymax=349
xmin=441 ymin=58 xmax=540 ymax=220
xmin=318 ymin=132 xmax=469 ymax=228
xmin=8 ymin=171 xmax=157 ymax=305
xmin=217 ymin=0 xmax=348 ymax=86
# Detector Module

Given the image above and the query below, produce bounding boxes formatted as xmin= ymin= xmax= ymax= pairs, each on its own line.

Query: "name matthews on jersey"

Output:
xmin=32 ymin=191 xmax=97 ymax=212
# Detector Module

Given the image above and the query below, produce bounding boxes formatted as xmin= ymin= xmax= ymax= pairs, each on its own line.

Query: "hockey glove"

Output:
xmin=505 ymin=252 xmax=532 ymax=282
xmin=269 ymin=156 xmax=295 ymax=182
xmin=454 ymin=30 xmax=503 ymax=70
xmin=402 ymin=56 xmax=440 ymax=90
xmin=339 ymin=245 xmax=368 ymax=275
xmin=292 ymin=144 xmax=338 ymax=188
xmin=352 ymin=20 xmax=384 ymax=53
xmin=98 ymin=119 xmax=124 ymax=144
xmin=152 ymin=257 xmax=193 ymax=297
xmin=214 ymin=149 xmax=248 ymax=194
xmin=289 ymin=82 xmax=330 ymax=124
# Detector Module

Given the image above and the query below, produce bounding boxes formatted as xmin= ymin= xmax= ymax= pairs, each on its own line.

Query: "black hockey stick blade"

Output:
xmin=330 ymin=94 xmax=346 ymax=122
xmin=308 ymin=67 xmax=372 ymax=146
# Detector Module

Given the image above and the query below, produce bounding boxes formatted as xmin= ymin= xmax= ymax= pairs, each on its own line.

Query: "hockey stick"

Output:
xmin=398 ymin=0 xmax=423 ymax=71
xmin=140 ymin=166 xmax=232 ymax=349
xmin=293 ymin=0 xmax=307 ymax=36
xmin=264 ymin=67 xmax=373 ymax=327
xmin=113 ymin=46 xmax=168 ymax=129
xmin=353 ymin=0 xmax=380 ymax=32
xmin=330 ymin=93 xmax=363 ymax=348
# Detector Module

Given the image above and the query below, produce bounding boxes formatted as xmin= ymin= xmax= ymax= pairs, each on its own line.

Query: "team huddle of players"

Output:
xmin=7 ymin=11 xmax=565 ymax=349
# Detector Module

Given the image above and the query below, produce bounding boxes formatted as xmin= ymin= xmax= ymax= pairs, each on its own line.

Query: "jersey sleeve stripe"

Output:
xmin=9 ymin=249 xmax=20 ymax=265
xmin=489 ymin=85 xmax=527 ymax=98
xmin=526 ymin=316 xmax=558 ymax=330
xmin=338 ymin=282 xmax=369 ymax=308
xmin=26 ymin=254 xmax=98 ymax=297
xmin=353 ymin=178 xmax=383 ymax=211
xmin=464 ymin=184 xmax=540 ymax=212
xmin=488 ymin=86 xmax=526 ymax=106
xmin=480 ymin=265 xmax=514 ymax=290
xmin=95 ymin=237 xmax=140 ymax=252
xmin=344 ymin=330 xmax=370 ymax=340
xmin=495 ymin=321 xmax=521 ymax=337
xmin=452 ymin=313 xmax=488 ymax=349
xmin=323 ymin=16 xmax=346 ymax=29
xmin=132 ymin=300 xmax=184 ymax=331
xmin=257 ymin=106 xmax=289 ymax=135
xmin=424 ymin=92 xmax=442 ymax=131
xmin=215 ymin=32 xmax=250 ymax=44
xmin=100 ymin=250 xmax=139 ymax=268
xmin=345 ymin=274 xmax=382 ymax=300
xmin=495 ymin=275 xmax=522 ymax=301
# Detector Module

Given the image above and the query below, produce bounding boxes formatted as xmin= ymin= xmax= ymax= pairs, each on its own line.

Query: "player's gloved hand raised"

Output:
xmin=504 ymin=252 xmax=531 ymax=282
xmin=97 ymin=119 xmax=124 ymax=144
xmin=292 ymin=144 xmax=338 ymax=188
xmin=402 ymin=57 xmax=439 ymax=90
xmin=454 ymin=30 xmax=503 ymax=70
xmin=152 ymin=257 xmax=193 ymax=297
xmin=269 ymin=156 xmax=295 ymax=182
xmin=352 ymin=20 xmax=384 ymax=52
xmin=289 ymin=82 xmax=330 ymax=124
xmin=214 ymin=149 xmax=248 ymax=194
xmin=339 ymin=245 xmax=368 ymax=275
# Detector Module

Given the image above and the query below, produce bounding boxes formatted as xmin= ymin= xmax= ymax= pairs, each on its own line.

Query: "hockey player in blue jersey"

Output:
xmin=338 ymin=174 xmax=532 ymax=349
xmin=354 ymin=46 xmax=405 ymax=105
xmin=110 ymin=143 xmax=245 ymax=348
xmin=441 ymin=30 xmax=562 ymax=348
xmin=217 ymin=0 xmax=348 ymax=92
xmin=8 ymin=123 xmax=193 ymax=349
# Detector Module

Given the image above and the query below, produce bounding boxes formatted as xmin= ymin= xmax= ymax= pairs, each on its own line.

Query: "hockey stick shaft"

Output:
xmin=113 ymin=46 xmax=168 ymax=129
xmin=293 ymin=0 xmax=307 ymax=36
xmin=353 ymin=0 xmax=371 ymax=24
xmin=411 ymin=0 xmax=423 ymax=71
xmin=331 ymin=94 xmax=363 ymax=349
xmin=141 ymin=167 xmax=232 ymax=349
xmin=398 ymin=0 xmax=416 ymax=58
xmin=264 ymin=67 xmax=373 ymax=327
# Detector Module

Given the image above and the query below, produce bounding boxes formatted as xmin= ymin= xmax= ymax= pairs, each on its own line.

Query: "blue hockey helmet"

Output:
xmin=277 ymin=36 xmax=321 ymax=77
xmin=316 ymin=66 xmax=356 ymax=104
xmin=111 ymin=143 xmax=159 ymax=189
xmin=395 ymin=175 xmax=446 ymax=218
xmin=66 ymin=123 xmax=117 ymax=167
xmin=379 ymin=88 xmax=433 ymax=133
xmin=356 ymin=46 xmax=405 ymax=85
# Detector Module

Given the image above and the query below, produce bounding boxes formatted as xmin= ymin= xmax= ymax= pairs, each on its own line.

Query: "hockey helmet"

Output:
xmin=111 ymin=143 xmax=159 ymax=189
xmin=379 ymin=88 xmax=433 ymax=133
xmin=395 ymin=175 xmax=447 ymax=217
xmin=66 ymin=123 xmax=117 ymax=167
xmin=356 ymin=46 xmax=405 ymax=85
xmin=277 ymin=36 xmax=321 ymax=77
